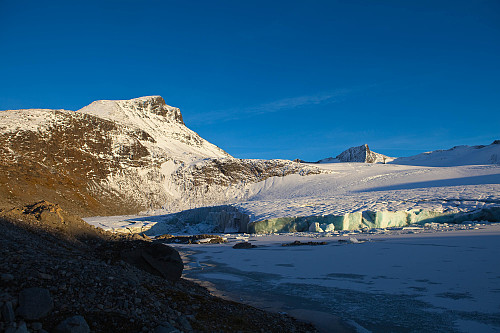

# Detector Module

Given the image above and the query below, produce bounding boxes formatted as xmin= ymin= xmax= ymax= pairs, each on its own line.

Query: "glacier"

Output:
xmin=247 ymin=206 xmax=500 ymax=233
xmin=98 ymin=206 xmax=500 ymax=235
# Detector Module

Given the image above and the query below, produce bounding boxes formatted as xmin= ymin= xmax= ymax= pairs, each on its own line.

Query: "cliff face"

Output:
xmin=0 ymin=96 xmax=323 ymax=216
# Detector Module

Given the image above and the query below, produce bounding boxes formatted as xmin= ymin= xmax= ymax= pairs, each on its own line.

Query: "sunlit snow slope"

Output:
xmin=390 ymin=141 xmax=500 ymax=166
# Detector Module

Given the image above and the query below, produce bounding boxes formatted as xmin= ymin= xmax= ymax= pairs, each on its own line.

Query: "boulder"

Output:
xmin=121 ymin=242 xmax=183 ymax=281
xmin=16 ymin=288 xmax=53 ymax=320
xmin=55 ymin=315 xmax=90 ymax=333
xmin=1 ymin=301 xmax=15 ymax=322
xmin=232 ymin=242 xmax=256 ymax=249
xmin=154 ymin=323 xmax=180 ymax=333
xmin=14 ymin=323 xmax=30 ymax=333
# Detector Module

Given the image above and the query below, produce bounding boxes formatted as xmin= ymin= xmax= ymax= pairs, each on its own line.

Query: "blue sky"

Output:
xmin=1 ymin=0 xmax=499 ymax=160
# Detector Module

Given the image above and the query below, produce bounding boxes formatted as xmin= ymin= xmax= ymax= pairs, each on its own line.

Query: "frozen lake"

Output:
xmin=174 ymin=225 xmax=500 ymax=333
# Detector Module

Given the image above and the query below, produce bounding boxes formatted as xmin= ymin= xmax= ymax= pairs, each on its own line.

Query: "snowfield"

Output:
xmin=236 ymin=162 xmax=500 ymax=222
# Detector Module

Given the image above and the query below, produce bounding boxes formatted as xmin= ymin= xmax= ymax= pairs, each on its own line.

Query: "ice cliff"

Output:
xmin=111 ymin=206 xmax=500 ymax=235
xmin=248 ymin=207 xmax=500 ymax=233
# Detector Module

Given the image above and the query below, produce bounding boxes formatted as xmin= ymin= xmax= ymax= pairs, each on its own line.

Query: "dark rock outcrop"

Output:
xmin=121 ymin=242 xmax=184 ymax=281
xmin=232 ymin=242 xmax=256 ymax=249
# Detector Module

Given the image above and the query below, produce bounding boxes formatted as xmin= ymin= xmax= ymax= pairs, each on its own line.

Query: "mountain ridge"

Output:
xmin=0 ymin=96 xmax=324 ymax=216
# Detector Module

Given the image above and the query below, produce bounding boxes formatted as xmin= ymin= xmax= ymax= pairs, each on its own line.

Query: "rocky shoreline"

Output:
xmin=0 ymin=201 xmax=317 ymax=333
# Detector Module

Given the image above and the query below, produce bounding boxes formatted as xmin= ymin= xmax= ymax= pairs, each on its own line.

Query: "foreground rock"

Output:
xmin=0 ymin=203 xmax=317 ymax=332
xmin=16 ymin=288 xmax=54 ymax=320
xmin=55 ymin=315 xmax=90 ymax=333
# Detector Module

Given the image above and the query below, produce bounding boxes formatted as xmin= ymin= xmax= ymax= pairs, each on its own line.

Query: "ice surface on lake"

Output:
xmin=178 ymin=224 xmax=500 ymax=333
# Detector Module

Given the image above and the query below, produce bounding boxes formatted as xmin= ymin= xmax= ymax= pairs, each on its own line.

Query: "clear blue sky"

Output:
xmin=1 ymin=0 xmax=499 ymax=160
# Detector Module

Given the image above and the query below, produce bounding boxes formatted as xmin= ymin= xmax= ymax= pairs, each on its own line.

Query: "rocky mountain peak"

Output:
xmin=336 ymin=144 xmax=391 ymax=163
xmin=78 ymin=95 xmax=184 ymax=125
xmin=130 ymin=96 xmax=184 ymax=124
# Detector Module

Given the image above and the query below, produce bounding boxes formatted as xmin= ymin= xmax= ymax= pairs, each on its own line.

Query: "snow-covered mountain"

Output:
xmin=391 ymin=141 xmax=500 ymax=167
xmin=318 ymin=144 xmax=393 ymax=164
xmin=0 ymin=96 xmax=323 ymax=216
xmin=78 ymin=96 xmax=229 ymax=161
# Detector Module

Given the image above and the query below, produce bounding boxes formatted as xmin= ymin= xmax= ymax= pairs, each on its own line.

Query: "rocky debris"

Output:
xmin=4 ymin=321 xmax=30 ymax=333
xmin=55 ymin=315 xmax=90 ymax=333
xmin=0 ymin=204 xmax=317 ymax=333
xmin=2 ymin=301 xmax=15 ymax=322
xmin=0 ymin=201 xmax=110 ymax=243
xmin=282 ymin=241 xmax=328 ymax=247
xmin=16 ymin=288 xmax=54 ymax=320
xmin=1 ymin=273 xmax=15 ymax=282
xmin=153 ymin=322 xmax=180 ymax=333
xmin=232 ymin=242 xmax=257 ymax=249
xmin=121 ymin=242 xmax=184 ymax=281
xmin=155 ymin=234 xmax=226 ymax=244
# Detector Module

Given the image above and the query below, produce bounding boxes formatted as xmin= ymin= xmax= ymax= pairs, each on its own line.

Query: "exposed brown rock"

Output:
xmin=0 ymin=110 xmax=155 ymax=217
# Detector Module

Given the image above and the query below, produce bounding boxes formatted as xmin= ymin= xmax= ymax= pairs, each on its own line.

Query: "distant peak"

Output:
xmin=336 ymin=144 xmax=391 ymax=163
